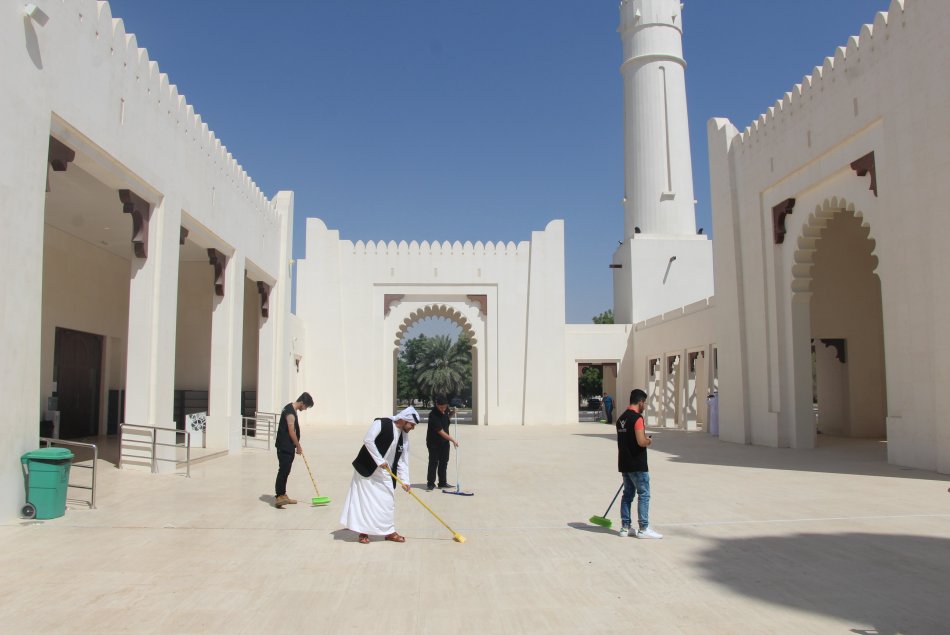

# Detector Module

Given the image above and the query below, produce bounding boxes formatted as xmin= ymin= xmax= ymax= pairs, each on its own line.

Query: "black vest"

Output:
xmin=352 ymin=418 xmax=404 ymax=488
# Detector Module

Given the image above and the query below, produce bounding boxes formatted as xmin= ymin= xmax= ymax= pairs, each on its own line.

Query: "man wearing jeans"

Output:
xmin=615 ymin=388 xmax=663 ymax=539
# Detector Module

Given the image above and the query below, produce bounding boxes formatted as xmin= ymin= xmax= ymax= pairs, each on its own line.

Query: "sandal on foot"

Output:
xmin=358 ymin=533 xmax=370 ymax=544
xmin=384 ymin=532 xmax=406 ymax=543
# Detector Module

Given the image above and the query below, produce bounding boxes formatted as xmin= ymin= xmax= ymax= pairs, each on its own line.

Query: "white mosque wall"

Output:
xmin=707 ymin=0 xmax=950 ymax=472
xmin=629 ymin=298 xmax=717 ymax=429
xmin=297 ymin=218 xmax=568 ymax=425
xmin=2 ymin=1 xmax=294 ymax=518
xmin=612 ymin=236 xmax=714 ymax=324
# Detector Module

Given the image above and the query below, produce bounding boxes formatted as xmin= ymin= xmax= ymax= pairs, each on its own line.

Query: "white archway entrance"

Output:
xmin=386 ymin=298 xmax=487 ymax=425
xmin=791 ymin=197 xmax=887 ymax=443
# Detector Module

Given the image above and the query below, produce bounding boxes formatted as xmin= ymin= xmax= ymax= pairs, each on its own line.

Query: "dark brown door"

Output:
xmin=54 ymin=327 xmax=102 ymax=439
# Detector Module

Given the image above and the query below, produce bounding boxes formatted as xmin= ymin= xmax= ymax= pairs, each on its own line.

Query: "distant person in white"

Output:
xmin=340 ymin=406 xmax=418 ymax=544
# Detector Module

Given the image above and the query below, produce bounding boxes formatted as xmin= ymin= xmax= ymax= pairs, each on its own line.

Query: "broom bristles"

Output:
xmin=589 ymin=515 xmax=612 ymax=528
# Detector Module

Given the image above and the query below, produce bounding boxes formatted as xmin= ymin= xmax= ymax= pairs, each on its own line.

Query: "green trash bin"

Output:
xmin=20 ymin=447 xmax=73 ymax=519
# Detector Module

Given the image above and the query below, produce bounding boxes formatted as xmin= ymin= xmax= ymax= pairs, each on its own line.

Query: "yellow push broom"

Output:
xmin=301 ymin=452 xmax=331 ymax=506
xmin=383 ymin=466 xmax=465 ymax=543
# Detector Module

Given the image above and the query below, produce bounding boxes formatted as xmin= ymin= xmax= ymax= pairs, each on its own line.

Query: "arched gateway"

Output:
xmin=295 ymin=218 xmax=572 ymax=425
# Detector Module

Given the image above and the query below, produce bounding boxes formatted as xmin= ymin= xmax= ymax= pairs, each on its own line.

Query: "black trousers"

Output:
xmin=275 ymin=449 xmax=295 ymax=496
xmin=427 ymin=443 xmax=450 ymax=486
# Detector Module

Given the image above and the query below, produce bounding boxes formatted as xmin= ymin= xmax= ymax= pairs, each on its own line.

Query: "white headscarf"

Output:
xmin=393 ymin=406 xmax=420 ymax=424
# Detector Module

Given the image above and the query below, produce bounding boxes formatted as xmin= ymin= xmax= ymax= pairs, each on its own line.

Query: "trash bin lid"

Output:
xmin=21 ymin=447 xmax=74 ymax=461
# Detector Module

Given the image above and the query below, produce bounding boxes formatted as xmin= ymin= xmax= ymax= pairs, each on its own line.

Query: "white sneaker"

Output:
xmin=618 ymin=526 xmax=630 ymax=538
xmin=636 ymin=527 xmax=663 ymax=540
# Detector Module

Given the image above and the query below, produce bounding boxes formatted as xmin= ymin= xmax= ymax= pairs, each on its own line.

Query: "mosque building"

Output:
xmin=2 ymin=0 xmax=946 ymax=521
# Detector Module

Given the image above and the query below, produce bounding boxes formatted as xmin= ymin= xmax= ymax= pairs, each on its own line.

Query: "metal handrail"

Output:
xmin=38 ymin=437 xmax=97 ymax=509
xmin=118 ymin=423 xmax=192 ymax=478
xmin=242 ymin=411 xmax=278 ymax=448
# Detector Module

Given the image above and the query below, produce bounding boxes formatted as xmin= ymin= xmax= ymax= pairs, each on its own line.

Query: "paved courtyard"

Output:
xmin=2 ymin=422 xmax=949 ymax=634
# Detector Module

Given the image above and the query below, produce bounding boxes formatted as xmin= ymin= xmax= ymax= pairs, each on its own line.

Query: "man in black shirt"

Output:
xmin=426 ymin=396 xmax=458 ymax=491
xmin=616 ymin=388 xmax=662 ymax=539
xmin=274 ymin=392 xmax=314 ymax=508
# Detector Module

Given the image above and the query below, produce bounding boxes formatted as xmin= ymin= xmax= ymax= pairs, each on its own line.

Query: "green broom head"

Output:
xmin=312 ymin=496 xmax=332 ymax=506
xmin=589 ymin=515 xmax=612 ymax=528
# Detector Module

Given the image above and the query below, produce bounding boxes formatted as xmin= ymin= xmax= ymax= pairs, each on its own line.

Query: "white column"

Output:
xmin=258 ymin=192 xmax=293 ymax=414
xmin=784 ymin=293 xmax=816 ymax=449
xmin=125 ymin=196 xmax=182 ymax=472
xmin=208 ymin=251 xmax=245 ymax=451
xmin=257 ymin=303 xmax=278 ymax=414
xmin=0 ymin=125 xmax=48 ymax=518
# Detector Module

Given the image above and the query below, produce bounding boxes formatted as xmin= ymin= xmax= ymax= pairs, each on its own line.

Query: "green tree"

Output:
xmin=400 ymin=334 xmax=428 ymax=405
xmin=396 ymin=357 xmax=413 ymax=404
xmin=592 ymin=309 xmax=614 ymax=324
xmin=579 ymin=366 xmax=603 ymax=400
xmin=416 ymin=334 xmax=470 ymax=399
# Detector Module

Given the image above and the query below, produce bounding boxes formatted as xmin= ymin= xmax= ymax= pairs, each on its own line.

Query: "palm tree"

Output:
xmin=416 ymin=334 xmax=470 ymax=399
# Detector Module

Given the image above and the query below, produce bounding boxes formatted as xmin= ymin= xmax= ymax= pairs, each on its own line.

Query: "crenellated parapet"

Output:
xmin=62 ymin=1 xmax=279 ymax=225
xmin=345 ymin=238 xmax=528 ymax=257
xmin=731 ymin=0 xmax=906 ymax=148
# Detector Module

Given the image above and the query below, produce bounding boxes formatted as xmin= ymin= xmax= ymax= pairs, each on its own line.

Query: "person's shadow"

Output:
xmin=258 ymin=494 xmax=278 ymax=508
xmin=567 ymin=521 xmax=615 ymax=535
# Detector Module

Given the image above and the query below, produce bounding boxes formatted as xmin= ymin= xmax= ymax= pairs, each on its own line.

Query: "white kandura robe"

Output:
xmin=339 ymin=419 xmax=411 ymax=536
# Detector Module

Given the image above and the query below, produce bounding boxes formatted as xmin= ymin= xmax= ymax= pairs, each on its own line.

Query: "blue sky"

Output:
xmin=107 ymin=0 xmax=892 ymax=331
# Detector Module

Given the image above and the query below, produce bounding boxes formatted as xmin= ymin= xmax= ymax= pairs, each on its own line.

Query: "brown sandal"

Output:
xmin=384 ymin=532 xmax=406 ymax=543
xmin=358 ymin=533 xmax=370 ymax=544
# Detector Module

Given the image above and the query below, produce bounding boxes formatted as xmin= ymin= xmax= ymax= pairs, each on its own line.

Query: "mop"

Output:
xmin=589 ymin=483 xmax=624 ymax=528
xmin=383 ymin=466 xmax=466 ymax=543
xmin=443 ymin=409 xmax=474 ymax=496
xmin=300 ymin=452 xmax=332 ymax=506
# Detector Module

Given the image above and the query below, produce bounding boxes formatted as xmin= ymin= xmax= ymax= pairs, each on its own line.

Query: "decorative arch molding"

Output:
xmin=790 ymin=196 xmax=879 ymax=294
xmin=392 ymin=303 xmax=478 ymax=348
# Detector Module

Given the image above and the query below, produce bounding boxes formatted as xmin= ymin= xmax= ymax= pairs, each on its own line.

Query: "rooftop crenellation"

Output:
xmin=734 ymin=0 xmax=905 ymax=146
xmin=84 ymin=2 xmax=279 ymax=224
xmin=346 ymin=239 xmax=527 ymax=257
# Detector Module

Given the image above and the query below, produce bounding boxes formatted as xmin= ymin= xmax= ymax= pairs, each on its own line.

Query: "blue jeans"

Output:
xmin=620 ymin=471 xmax=650 ymax=530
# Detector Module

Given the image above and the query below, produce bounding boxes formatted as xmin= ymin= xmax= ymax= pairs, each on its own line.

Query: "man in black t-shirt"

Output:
xmin=274 ymin=392 xmax=314 ymax=508
xmin=426 ymin=396 xmax=458 ymax=491
xmin=616 ymin=388 xmax=662 ymax=539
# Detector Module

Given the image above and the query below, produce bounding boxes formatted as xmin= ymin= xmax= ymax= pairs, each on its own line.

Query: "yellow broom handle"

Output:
xmin=301 ymin=452 xmax=321 ymax=496
xmin=383 ymin=466 xmax=457 ymax=535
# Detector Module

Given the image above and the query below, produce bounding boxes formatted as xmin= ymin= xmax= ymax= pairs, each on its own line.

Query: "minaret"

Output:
xmin=612 ymin=0 xmax=713 ymax=323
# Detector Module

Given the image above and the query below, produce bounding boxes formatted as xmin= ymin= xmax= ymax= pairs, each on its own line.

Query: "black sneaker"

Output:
xmin=438 ymin=483 xmax=454 ymax=489
xmin=426 ymin=484 xmax=435 ymax=491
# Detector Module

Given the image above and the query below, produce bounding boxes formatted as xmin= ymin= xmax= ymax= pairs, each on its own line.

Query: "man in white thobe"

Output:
xmin=340 ymin=407 xmax=418 ymax=544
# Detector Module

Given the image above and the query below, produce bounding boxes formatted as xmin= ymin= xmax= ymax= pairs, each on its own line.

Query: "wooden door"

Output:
xmin=54 ymin=327 xmax=102 ymax=439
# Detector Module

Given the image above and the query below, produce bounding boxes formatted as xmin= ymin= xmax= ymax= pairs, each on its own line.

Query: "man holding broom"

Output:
xmin=340 ymin=407 xmax=419 ymax=544
xmin=616 ymin=389 xmax=662 ymax=539
xmin=273 ymin=392 xmax=314 ymax=508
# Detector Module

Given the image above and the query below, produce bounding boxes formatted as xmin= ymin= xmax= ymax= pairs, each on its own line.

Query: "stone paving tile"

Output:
xmin=3 ymin=424 xmax=949 ymax=634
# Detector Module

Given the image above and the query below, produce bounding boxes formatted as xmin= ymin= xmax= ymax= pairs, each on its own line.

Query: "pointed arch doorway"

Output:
xmin=386 ymin=297 xmax=487 ymax=425
xmin=791 ymin=198 xmax=887 ymax=444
